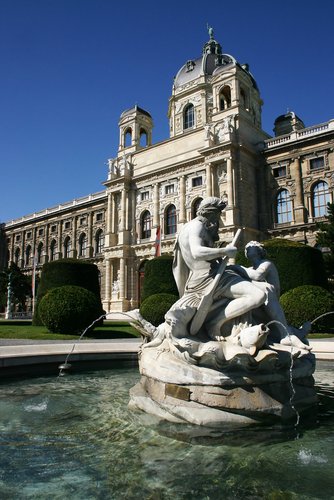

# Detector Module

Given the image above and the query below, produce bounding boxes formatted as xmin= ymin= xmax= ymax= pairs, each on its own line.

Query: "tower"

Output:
xmin=118 ymin=105 xmax=153 ymax=153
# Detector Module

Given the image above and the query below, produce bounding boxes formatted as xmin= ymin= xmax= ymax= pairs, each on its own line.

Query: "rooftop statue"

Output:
xmin=130 ymin=197 xmax=316 ymax=426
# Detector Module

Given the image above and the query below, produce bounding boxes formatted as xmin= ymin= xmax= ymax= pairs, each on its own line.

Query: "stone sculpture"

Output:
xmin=129 ymin=198 xmax=317 ymax=426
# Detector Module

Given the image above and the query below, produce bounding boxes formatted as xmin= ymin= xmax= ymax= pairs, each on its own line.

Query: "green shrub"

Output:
xmin=34 ymin=259 xmax=102 ymax=325
xmin=141 ymin=256 xmax=178 ymax=302
xmin=140 ymin=293 xmax=178 ymax=326
xmin=38 ymin=285 xmax=104 ymax=335
xmin=280 ymin=285 xmax=334 ymax=332
xmin=236 ymin=238 xmax=328 ymax=294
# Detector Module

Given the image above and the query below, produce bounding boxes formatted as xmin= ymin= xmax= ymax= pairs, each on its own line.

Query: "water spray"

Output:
xmin=57 ymin=313 xmax=106 ymax=377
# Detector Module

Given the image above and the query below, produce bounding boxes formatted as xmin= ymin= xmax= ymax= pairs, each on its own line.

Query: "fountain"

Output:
xmin=129 ymin=198 xmax=317 ymax=425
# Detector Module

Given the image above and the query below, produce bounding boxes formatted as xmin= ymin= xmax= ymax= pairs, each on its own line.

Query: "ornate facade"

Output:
xmin=3 ymin=31 xmax=334 ymax=313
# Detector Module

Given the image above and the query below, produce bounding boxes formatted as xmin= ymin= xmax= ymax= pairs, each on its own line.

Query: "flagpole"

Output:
xmin=32 ymin=251 xmax=38 ymax=316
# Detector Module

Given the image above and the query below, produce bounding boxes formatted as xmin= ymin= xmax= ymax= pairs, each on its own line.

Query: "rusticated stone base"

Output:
xmin=129 ymin=374 xmax=317 ymax=427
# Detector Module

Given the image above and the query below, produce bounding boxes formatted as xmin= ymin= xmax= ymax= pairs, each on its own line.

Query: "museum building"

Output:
xmin=3 ymin=31 xmax=334 ymax=313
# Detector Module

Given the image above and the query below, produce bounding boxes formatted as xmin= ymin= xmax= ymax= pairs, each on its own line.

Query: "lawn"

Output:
xmin=0 ymin=320 xmax=332 ymax=341
xmin=0 ymin=320 xmax=141 ymax=341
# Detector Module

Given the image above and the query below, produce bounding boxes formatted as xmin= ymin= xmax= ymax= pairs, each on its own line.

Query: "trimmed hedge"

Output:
xmin=280 ymin=285 xmax=334 ymax=332
xmin=236 ymin=238 xmax=328 ymax=295
xmin=33 ymin=259 xmax=103 ymax=325
xmin=141 ymin=256 xmax=178 ymax=302
xmin=39 ymin=285 xmax=103 ymax=335
xmin=140 ymin=293 xmax=178 ymax=327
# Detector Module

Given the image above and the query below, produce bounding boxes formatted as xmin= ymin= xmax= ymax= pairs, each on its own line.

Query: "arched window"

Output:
xmin=79 ymin=233 xmax=87 ymax=257
xmin=140 ymin=128 xmax=148 ymax=147
xmin=141 ymin=210 xmax=151 ymax=239
xmin=192 ymin=197 xmax=203 ymax=219
xmin=124 ymin=127 xmax=132 ymax=147
xmin=312 ymin=181 xmax=330 ymax=217
xmin=37 ymin=242 xmax=43 ymax=264
xmin=276 ymin=189 xmax=292 ymax=224
xmin=64 ymin=236 xmax=71 ymax=258
xmin=25 ymin=245 xmax=31 ymax=266
xmin=50 ymin=240 xmax=57 ymax=261
xmin=95 ymin=229 xmax=104 ymax=254
xmin=165 ymin=204 xmax=177 ymax=235
xmin=219 ymin=86 xmax=231 ymax=110
xmin=14 ymin=247 xmax=20 ymax=266
xmin=184 ymin=104 xmax=194 ymax=129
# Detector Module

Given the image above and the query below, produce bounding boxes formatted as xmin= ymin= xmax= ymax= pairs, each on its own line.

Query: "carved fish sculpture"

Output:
xmin=237 ymin=323 xmax=269 ymax=356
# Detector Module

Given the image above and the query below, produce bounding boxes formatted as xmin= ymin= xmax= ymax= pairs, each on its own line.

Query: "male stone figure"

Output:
xmin=167 ymin=197 xmax=266 ymax=340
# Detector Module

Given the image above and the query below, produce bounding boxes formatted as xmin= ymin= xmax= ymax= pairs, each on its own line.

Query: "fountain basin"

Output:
xmin=0 ymin=363 xmax=333 ymax=499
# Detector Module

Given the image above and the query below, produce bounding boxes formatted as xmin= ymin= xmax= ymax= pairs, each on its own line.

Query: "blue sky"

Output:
xmin=1 ymin=0 xmax=334 ymax=222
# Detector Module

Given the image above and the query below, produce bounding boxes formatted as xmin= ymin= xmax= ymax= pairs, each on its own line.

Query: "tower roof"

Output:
xmin=120 ymin=105 xmax=152 ymax=119
xmin=173 ymin=27 xmax=257 ymax=90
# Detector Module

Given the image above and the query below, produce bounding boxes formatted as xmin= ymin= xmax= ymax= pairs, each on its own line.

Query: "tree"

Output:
xmin=0 ymin=263 xmax=32 ymax=312
xmin=316 ymin=202 xmax=334 ymax=283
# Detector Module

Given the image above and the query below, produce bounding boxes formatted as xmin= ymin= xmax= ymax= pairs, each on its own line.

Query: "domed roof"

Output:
xmin=120 ymin=105 xmax=152 ymax=119
xmin=273 ymin=111 xmax=305 ymax=136
xmin=173 ymin=28 xmax=258 ymax=91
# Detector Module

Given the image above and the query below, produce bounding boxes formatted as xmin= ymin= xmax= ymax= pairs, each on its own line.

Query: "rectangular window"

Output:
xmin=310 ymin=157 xmax=325 ymax=170
xmin=96 ymin=213 xmax=103 ymax=221
xmin=273 ymin=165 xmax=287 ymax=178
xmin=64 ymin=221 xmax=71 ymax=229
xmin=26 ymin=231 xmax=32 ymax=239
xmin=80 ymin=217 xmax=86 ymax=226
xmin=15 ymin=234 xmax=21 ymax=242
xmin=38 ymin=228 xmax=44 ymax=236
xmin=165 ymin=184 xmax=174 ymax=195
xmin=192 ymin=176 xmax=203 ymax=187
xmin=50 ymin=225 xmax=57 ymax=233
xmin=141 ymin=191 xmax=149 ymax=201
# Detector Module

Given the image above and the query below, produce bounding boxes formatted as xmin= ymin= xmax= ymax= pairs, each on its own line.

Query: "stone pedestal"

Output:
xmin=129 ymin=373 xmax=317 ymax=426
xmin=129 ymin=338 xmax=317 ymax=427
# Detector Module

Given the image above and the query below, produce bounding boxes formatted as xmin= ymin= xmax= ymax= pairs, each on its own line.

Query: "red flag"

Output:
xmin=155 ymin=226 xmax=161 ymax=257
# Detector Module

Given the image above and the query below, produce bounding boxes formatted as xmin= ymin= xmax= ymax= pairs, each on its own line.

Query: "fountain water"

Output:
xmin=58 ymin=313 xmax=106 ymax=377
xmin=0 ymin=363 xmax=333 ymax=498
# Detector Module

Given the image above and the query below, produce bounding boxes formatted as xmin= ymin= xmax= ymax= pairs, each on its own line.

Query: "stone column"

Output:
xmin=206 ymin=163 xmax=212 ymax=197
xmin=73 ymin=216 xmax=78 ymax=258
xmin=226 ymin=157 xmax=234 ymax=208
xmin=32 ymin=228 xmax=37 ymax=264
xmin=120 ymin=189 xmax=126 ymax=231
xmin=293 ymin=157 xmax=307 ymax=223
xmin=104 ymin=258 xmax=111 ymax=311
xmin=106 ymin=193 xmax=112 ymax=235
xmin=224 ymin=156 xmax=239 ymax=226
xmin=87 ymin=212 xmax=93 ymax=257
xmin=179 ymin=175 xmax=186 ymax=223
xmin=131 ymin=189 xmax=137 ymax=242
xmin=119 ymin=258 xmax=125 ymax=300
xmin=57 ymin=222 xmax=62 ymax=259
xmin=45 ymin=225 xmax=49 ymax=263
xmin=20 ymin=232 xmax=25 ymax=268
xmin=112 ymin=194 xmax=117 ymax=233
xmin=153 ymin=183 xmax=160 ymax=227
xmin=125 ymin=189 xmax=130 ymax=231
